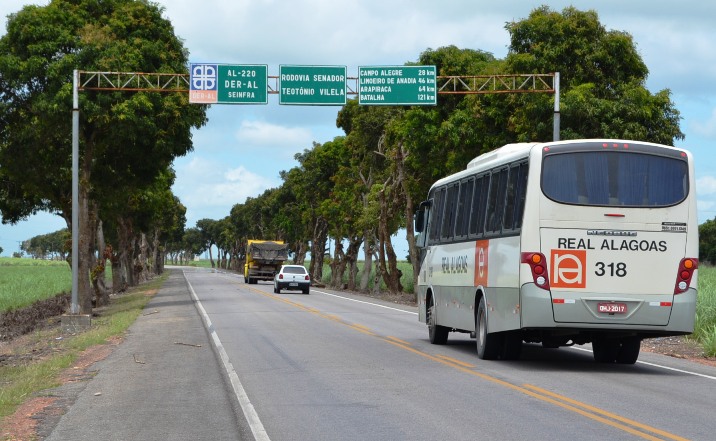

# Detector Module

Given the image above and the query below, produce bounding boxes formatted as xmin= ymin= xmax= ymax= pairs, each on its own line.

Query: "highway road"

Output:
xmin=182 ymin=267 xmax=716 ymax=441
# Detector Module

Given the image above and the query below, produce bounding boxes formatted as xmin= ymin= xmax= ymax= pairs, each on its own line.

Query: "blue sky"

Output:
xmin=1 ymin=0 xmax=715 ymax=257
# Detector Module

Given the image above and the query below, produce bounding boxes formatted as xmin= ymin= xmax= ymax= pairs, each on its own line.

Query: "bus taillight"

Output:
xmin=521 ymin=252 xmax=550 ymax=290
xmin=674 ymin=258 xmax=698 ymax=294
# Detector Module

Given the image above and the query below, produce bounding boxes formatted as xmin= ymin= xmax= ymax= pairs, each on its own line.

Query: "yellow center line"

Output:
xmin=236 ymin=280 xmax=686 ymax=441
xmin=434 ymin=354 xmax=475 ymax=368
xmin=522 ymin=385 xmax=691 ymax=441
xmin=385 ymin=336 xmax=411 ymax=346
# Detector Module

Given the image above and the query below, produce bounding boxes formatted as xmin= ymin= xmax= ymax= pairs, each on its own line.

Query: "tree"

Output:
xmin=699 ymin=218 xmax=716 ymax=265
xmin=196 ymin=218 xmax=220 ymax=268
xmin=21 ymin=229 xmax=70 ymax=260
xmin=0 ymin=0 xmax=207 ymax=313
xmin=504 ymin=5 xmax=683 ymax=144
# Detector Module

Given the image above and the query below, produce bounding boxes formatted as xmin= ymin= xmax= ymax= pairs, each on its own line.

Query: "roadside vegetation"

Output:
xmin=0 ymin=274 xmax=166 ymax=421
xmin=691 ymin=265 xmax=716 ymax=356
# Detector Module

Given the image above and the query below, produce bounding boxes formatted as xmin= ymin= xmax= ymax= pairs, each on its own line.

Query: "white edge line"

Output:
xmin=570 ymin=346 xmax=716 ymax=380
xmin=183 ymin=270 xmax=271 ymax=441
xmin=314 ymin=289 xmax=418 ymax=315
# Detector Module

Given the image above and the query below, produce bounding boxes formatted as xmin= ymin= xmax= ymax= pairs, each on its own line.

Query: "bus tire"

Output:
xmin=592 ymin=337 xmax=619 ymax=363
xmin=616 ymin=337 xmax=641 ymax=364
xmin=501 ymin=330 xmax=523 ymax=360
xmin=427 ymin=296 xmax=449 ymax=345
xmin=476 ymin=296 xmax=501 ymax=360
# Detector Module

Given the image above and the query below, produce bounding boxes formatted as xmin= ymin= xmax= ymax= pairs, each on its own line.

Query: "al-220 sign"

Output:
xmin=190 ymin=64 xmax=268 ymax=104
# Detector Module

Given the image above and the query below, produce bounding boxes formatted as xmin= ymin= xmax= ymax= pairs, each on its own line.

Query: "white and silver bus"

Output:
xmin=414 ymin=139 xmax=698 ymax=364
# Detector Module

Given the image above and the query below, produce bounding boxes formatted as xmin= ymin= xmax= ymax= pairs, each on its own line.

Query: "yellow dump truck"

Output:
xmin=243 ymin=240 xmax=289 ymax=284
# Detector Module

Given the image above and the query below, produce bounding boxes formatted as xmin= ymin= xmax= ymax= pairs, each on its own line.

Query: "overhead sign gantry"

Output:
xmin=70 ymin=68 xmax=559 ymax=316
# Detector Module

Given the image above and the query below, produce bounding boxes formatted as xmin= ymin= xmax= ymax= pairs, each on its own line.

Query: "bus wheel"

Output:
xmin=427 ymin=297 xmax=449 ymax=345
xmin=592 ymin=337 xmax=619 ymax=363
xmin=616 ymin=337 xmax=641 ymax=364
xmin=476 ymin=296 xmax=501 ymax=360
xmin=501 ymin=330 xmax=523 ymax=360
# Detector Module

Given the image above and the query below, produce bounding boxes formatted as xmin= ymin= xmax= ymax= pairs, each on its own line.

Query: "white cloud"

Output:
xmin=173 ymin=158 xmax=278 ymax=225
xmin=236 ymin=120 xmax=313 ymax=148
xmin=691 ymin=108 xmax=716 ymax=139
xmin=697 ymin=175 xmax=716 ymax=196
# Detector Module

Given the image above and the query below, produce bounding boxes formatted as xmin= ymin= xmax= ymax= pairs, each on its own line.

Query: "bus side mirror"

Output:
xmin=415 ymin=200 xmax=431 ymax=233
xmin=415 ymin=210 xmax=425 ymax=233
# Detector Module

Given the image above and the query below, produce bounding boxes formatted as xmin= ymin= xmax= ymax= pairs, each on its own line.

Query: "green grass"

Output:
xmin=0 ymin=273 xmax=165 ymax=420
xmin=0 ymin=258 xmax=71 ymax=312
xmin=692 ymin=265 xmax=716 ymax=356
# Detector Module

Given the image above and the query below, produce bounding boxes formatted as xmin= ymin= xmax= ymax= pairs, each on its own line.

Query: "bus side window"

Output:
xmin=429 ymin=188 xmax=445 ymax=245
xmin=486 ymin=168 xmax=508 ymax=235
xmin=504 ymin=162 xmax=528 ymax=232
xmin=513 ymin=162 xmax=529 ymax=229
xmin=441 ymin=183 xmax=460 ymax=242
xmin=470 ymin=174 xmax=489 ymax=238
xmin=455 ymin=177 xmax=474 ymax=239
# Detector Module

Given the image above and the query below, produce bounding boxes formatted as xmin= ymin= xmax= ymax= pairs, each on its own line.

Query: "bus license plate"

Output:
xmin=598 ymin=303 xmax=627 ymax=314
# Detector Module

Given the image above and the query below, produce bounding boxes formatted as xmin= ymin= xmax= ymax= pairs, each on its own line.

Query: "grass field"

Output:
xmin=0 ymin=258 xmax=71 ymax=312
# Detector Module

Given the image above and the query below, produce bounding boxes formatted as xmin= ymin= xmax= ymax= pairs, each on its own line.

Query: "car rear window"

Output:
xmin=283 ymin=266 xmax=307 ymax=274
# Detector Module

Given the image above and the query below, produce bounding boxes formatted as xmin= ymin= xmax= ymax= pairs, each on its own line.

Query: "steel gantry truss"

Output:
xmin=77 ymin=70 xmax=557 ymax=96
xmin=69 ymin=70 xmax=560 ymax=314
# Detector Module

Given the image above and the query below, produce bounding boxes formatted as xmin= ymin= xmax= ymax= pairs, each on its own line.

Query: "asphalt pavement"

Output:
xmin=42 ymin=269 xmax=249 ymax=441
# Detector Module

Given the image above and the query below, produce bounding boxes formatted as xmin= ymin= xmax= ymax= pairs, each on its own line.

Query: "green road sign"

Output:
xmin=358 ymin=66 xmax=437 ymax=105
xmin=190 ymin=63 xmax=268 ymax=104
xmin=279 ymin=65 xmax=347 ymax=105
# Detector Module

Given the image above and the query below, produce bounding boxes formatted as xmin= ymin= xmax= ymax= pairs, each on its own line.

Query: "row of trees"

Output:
xmin=171 ymin=6 xmax=683 ymax=294
xmin=0 ymin=0 xmax=206 ymax=312
xmin=1 ymin=4 xmax=685 ymax=313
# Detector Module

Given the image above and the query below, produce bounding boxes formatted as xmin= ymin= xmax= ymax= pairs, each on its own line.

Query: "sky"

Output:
xmin=1 ymin=0 xmax=715 ymax=258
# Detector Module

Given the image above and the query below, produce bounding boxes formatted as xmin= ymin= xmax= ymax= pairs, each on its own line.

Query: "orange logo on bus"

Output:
xmin=551 ymin=250 xmax=587 ymax=288
xmin=474 ymin=240 xmax=489 ymax=286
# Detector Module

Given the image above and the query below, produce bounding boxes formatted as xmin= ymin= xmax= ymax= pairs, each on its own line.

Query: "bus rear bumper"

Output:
xmin=520 ymin=284 xmax=697 ymax=335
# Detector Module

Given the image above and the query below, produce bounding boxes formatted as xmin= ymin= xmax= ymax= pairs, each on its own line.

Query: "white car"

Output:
xmin=274 ymin=265 xmax=311 ymax=294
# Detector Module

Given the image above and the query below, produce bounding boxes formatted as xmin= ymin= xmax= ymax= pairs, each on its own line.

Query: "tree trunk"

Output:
xmin=152 ymin=228 xmax=162 ymax=276
xmin=116 ymin=217 xmax=133 ymax=290
xmin=208 ymin=243 xmax=215 ymax=268
xmin=377 ymin=183 xmax=403 ymax=294
xmin=308 ymin=217 xmax=328 ymax=283
xmin=293 ymin=241 xmax=308 ymax=265
xmin=92 ymin=219 xmax=110 ymax=307
xmin=395 ymin=141 xmax=418 ymax=296
xmin=329 ymin=239 xmax=343 ymax=287
xmin=344 ymin=237 xmax=362 ymax=291
xmin=359 ymin=231 xmax=375 ymax=292
xmin=136 ymin=233 xmax=150 ymax=283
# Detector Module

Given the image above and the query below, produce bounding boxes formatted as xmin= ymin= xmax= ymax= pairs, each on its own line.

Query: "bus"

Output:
xmin=414 ymin=139 xmax=698 ymax=364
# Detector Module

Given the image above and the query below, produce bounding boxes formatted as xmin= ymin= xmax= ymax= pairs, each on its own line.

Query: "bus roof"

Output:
xmin=428 ymin=139 xmax=691 ymax=193
xmin=466 ymin=143 xmax=538 ymax=170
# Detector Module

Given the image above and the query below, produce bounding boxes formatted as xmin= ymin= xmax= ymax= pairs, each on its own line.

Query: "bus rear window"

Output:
xmin=541 ymin=151 xmax=688 ymax=207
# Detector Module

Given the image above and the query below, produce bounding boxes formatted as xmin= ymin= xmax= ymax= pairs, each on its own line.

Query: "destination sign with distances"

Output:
xmin=190 ymin=63 xmax=268 ymax=104
xmin=358 ymin=65 xmax=437 ymax=105
xmin=279 ymin=65 xmax=347 ymax=105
